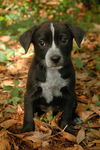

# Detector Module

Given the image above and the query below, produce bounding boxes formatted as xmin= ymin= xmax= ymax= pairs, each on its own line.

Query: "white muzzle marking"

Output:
xmin=45 ymin=23 xmax=63 ymax=68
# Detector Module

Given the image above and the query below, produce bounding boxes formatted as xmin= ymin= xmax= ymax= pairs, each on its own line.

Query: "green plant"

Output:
xmin=3 ymin=80 xmax=24 ymax=105
xmin=95 ymin=101 xmax=100 ymax=106
xmin=74 ymin=57 xmax=84 ymax=69
xmin=0 ymin=44 xmax=15 ymax=63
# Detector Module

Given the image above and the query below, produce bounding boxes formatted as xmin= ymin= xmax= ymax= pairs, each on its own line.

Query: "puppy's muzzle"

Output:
xmin=50 ymin=55 xmax=61 ymax=64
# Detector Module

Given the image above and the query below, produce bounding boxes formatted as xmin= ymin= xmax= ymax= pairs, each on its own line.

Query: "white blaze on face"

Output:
xmin=45 ymin=23 xmax=63 ymax=68
xmin=50 ymin=23 xmax=56 ymax=49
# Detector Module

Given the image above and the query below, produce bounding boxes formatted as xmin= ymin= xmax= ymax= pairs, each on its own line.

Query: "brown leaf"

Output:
xmin=92 ymin=95 xmax=99 ymax=103
xmin=34 ymin=118 xmax=50 ymax=132
xmin=77 ymin=128 xmax=85 ymax=144
xmin=76 ymin=103 xmax=94 ymax=121
xmin=0 ymin=36 xmax=10 ymax=42
xmin=22 ymin=131 xmax=50 ymax=149
xmin=55 ymin=112 xmax=62 ymax=123
xmin=91 ymin=104 xmax=100 ymax=116
xmin=76 ymin=103 xmax=96 ymax=122
xmin=47 ymin=1 xmax=59 ymax=5
xmin=90 ymin=129 xmax=100 ymax=138
xmin=0 ymin=139 xmax=11 ymax=150
xmin=0 ymin=119 xmax=17 ymax=129
xmin=39 ymin=9 xmax=47 ymax=18
xmin=13 ymin=132 xmax=34 ymax=139
xmin=87 ymin=129 xmax=100 ymax=142
xmin=60 ymin=131 xmax=76 ymax=142
xmin=89 ymin=146 xmax=100 ymax=150
xmin=23 ymin=131 xmax=45 ymax=142
xmin=78 ymin=95 xmax=92 ymax=104
xmin=64 ymin=145 xmax=84 ymax=150
xmin=85 ymin=121 xmax=100 ymax=128
xmin=0 ymin=130 xmax=11 ymax=150
xmin=17 ymin=105 xmax=23 ymax=115
xmin=73 ymin=144 xmax=84 ymax=150
xmin=51 ymin=112 xmax=62 ymax=128
xmin=92 ymin=140 xmax=100 ymax=144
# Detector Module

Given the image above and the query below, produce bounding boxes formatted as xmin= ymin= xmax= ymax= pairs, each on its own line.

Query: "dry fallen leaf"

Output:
xmin=86 ymin=129 xmax=100 ymax=142
xmin=78 ymin=95 xmax=92 ymax=104
xmin=64 ymin=144 xmax=84 ymax=150
xmin=0 ymin=35 xmax=10 ymax=42
xmin=0 ymin=138 xmax=11 ymax=150
xmin=0 ymin=119 xmax=17 ymax=129
xmin=76 ymin=103 xmax=94 ymax=121
xmin=34 ymin=118 xmax=50 ymax=131
xmin=85 ymin=120 xmax=100 ymax=128
xmin=17 ymin=105 xmax=23 ymax=115
xmin=77 ymin=128 xmax=85 ymax=144
xmin=23 ymin=131 xmax=45 ymax=142
xmin=60 ymin=131 xmax=76 ymax=142
xmin=92 ymin=140 xmax=100 ymax=144
xmin=47 ymin=1 xmax=59 ymax=5
xmin=73 ymin=144 xmax=84 ymax=150
xmin=0 ymin=130 xmax=11 ymax=150
xmin=22 ymin=131 xmax=50 ymax=149
xmin=91 ymin=104 xmax=100 ymax=116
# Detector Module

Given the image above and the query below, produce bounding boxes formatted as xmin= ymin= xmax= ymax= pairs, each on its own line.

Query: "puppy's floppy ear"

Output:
xmin=65 ymin=22 xmax=85 ymax=47
xmin=19 ymin=26 xmax=38 ymax=53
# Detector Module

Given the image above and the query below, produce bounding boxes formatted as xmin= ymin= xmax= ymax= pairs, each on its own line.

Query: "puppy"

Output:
xmin=19 ymin=20 xmax=85 ymax=132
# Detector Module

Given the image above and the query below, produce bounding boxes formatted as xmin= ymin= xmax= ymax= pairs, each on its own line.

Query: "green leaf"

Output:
xmin=18 ymin=87 xmax=25 ymax=92
xmin=74 ymin=58 xmax=84 ymax=69
xmin=95 ymin=56 xmax=100 ymax=61
xmin=3 ymin=86 xmax=12 ymax=91
xmin=11 ymin=88 xmax=20 ymax=97
xmin=96 ymin=63 xmax=100 ymax=70
xmin=6 ymin=109 xmax=16 ymax=113
xmin=85 ymin=105 xmax=91 ymax=110
xmin=6 ymin=48 xmax=15 ymax=59
xmin=95 ymin=101 xmax=100 ymax=106
xmin=46 ymin=111 xmax=53 ymax=122
xmin=0 ymin=100 xmax=7 ymax=104
xmin=0 ymin=51 xmax=7 ymax=63
xmin=14 ymin=80 xmax=19 ymax=86
xmin=0 ymin=44 xmax=6 ymax=50
xmin=8 ymin=97 xmax=21 ymax=106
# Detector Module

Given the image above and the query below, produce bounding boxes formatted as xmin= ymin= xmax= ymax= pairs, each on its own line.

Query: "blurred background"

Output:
xmin=0 ymin=0 xmax=100 ymax=37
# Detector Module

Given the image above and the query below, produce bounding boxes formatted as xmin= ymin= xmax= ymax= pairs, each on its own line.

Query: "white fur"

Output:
xmin=45 ymin=23 xmax=63 ymax=68
xmin=40 ymin=68 xmax=69 ymax=103
xmin=40 ymin=23 xmax=69 ymax=103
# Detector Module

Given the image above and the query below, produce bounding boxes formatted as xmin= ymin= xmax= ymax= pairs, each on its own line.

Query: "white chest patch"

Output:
xmin=40 ymin=68 xmax=69 ymax=103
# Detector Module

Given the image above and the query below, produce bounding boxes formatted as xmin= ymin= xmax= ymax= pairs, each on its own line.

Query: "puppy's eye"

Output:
xmin=39 ymin=40 xmax=45 ymax=47
xmin=61 ymin=37 xmax=68 ymax=44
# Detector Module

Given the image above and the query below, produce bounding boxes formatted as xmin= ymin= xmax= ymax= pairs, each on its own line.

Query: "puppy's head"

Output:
xmin=19 ymin=21 xmax=85 ymax=68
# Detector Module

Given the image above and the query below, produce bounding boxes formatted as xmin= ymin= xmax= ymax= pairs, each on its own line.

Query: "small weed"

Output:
xmin=3 ymin=80 xmax=24 ymax=106
xmin=95 ymin=101 xmax=100 ymax=106
xmin=0 ymin=44 xmax=15 ymax=64
xmin=74 ymin=57 xmax=84 ymax=69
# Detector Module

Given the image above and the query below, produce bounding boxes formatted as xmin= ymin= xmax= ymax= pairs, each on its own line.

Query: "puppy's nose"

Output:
xmin=50 ymin=55 xmax=61 ymax=64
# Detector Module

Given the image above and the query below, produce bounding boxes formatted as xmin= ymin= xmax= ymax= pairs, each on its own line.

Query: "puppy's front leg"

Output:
xmin=22 ymin=93 xmax=35 ymax=132
xmin=60 ymin=92 xmax=77 ymax=130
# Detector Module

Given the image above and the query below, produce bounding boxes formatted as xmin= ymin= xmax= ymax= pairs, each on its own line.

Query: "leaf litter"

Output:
xmin=0 ymin=40 xmax=100 ymax=150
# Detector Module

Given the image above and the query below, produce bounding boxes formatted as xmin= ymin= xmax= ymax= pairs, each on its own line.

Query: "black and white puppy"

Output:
xmin=19 ymin=20 xmax=85 ymax=132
